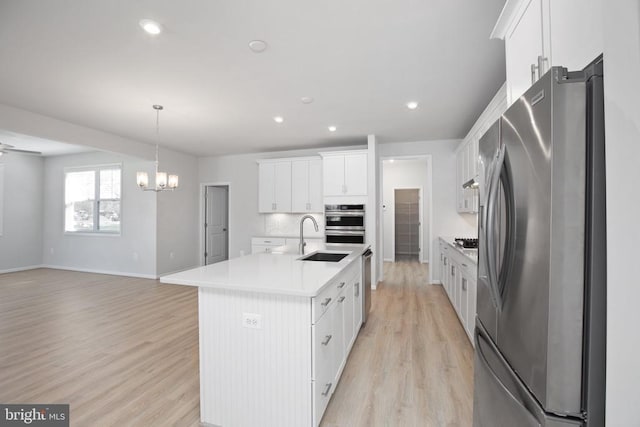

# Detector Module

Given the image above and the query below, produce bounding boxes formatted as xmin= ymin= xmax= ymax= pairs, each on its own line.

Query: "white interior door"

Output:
xmin=205 ymin=186 xmax=228 ymax=265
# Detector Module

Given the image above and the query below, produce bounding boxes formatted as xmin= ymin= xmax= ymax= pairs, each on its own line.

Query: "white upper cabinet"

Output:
xmin=259 ymin=157 xmax=323 ymax=214
xmin=292 ymin=158 xmax=323 ymax=213
xmin=503 ymin=0 xmax=545 ymax=103
xmin=321 ymin=151 xmax=368 ymax=197
xmin=258 ymin=161 xmax=292 ymax=213
xmin=456 ymin=84 xmax=507 ymax=214
xmin=492 ymin=0 xmax=604 ymax=105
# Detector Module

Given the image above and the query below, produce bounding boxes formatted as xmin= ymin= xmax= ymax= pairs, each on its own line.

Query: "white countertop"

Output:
xmin=160 ymin=245 xmax=369 ymax=297
xmin=440 ymin=236 xmax=478 ymax=264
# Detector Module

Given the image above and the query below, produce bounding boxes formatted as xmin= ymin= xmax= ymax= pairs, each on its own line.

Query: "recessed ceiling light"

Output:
xmin=407 ymin=101 xmax=419 ymax=110
xmin=139 ymin=19 xmax=162 ymax=35
xmin=274 ymin=116 xmax=284 ymax=124
xmin=389 ymin=159 xmax=395 ymax=163
xmin=328 ymin=126 xmax=337 ymax=132
xmin=301 ymin=97 xmax=314 ymax=104
xmin=249 ymin=40 xmax=268 ymax=53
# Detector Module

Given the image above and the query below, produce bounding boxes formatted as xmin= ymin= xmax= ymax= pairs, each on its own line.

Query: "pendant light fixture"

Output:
xmin=136 ymin=105 xmax=179 ymax=192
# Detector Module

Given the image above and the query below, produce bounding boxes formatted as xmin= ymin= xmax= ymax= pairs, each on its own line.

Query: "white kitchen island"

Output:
xmin=160 ymin=245 xmax=368 ymax=427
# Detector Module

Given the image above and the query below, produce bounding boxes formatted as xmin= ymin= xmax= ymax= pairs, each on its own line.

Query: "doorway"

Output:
xmin=394 ymin=188 xmax=421 ymax=262
xmin=204 ymin=185 xmax=229 ymax=265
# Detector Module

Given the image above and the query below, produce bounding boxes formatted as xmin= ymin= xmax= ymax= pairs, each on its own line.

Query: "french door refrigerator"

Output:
xmin=473 ymin=57 xmax=605 ymax=427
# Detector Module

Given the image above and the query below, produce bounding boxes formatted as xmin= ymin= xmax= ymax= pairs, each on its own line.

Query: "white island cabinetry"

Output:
xmin=161 ymin=247 xmax=366 ymax=427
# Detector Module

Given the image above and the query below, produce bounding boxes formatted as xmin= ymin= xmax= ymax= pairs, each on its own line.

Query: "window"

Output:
xmin=65 ymin=165 xmax=121 ymax=234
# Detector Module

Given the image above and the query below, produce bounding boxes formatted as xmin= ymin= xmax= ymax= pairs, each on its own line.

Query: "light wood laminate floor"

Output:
xmin=320 ymin=261 xmax=474 ymax=427
xmin=0 ymin=263 xmax=473 ymax=426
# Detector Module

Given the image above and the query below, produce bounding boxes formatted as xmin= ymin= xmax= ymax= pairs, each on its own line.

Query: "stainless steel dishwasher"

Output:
xmin=362 ymin=248 xmax=373 ymax=323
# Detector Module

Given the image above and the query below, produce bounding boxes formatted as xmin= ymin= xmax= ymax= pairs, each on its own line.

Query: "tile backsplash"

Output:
xmin=263 ymin=213 xmax=325 ymax=238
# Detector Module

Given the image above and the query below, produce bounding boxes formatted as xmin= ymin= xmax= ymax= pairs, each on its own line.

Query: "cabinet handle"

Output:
xmin=306 ymin=202 xmax=311 ymax=210
xmin=272 ymin=202 xmax=276 ymax=210
xmin=321 ymin=335 xmax=333 ymax=346
xmin=338 ymin=296 xmax=346 ymax=303
xmin=342 ymin=184 xmax=347 ymax=194
xmin=338 ymin=281 xmax=346 ymax=289
xmin=451 ymin=265 xmax=455 ymax=276
xmin=444 ymin=258 xmax=447 ymax=266
xmin=321 ymin=382 xmax=332 ymax=396
xmin=266 ymin=248 xmax=271 ymax=253
xmin=462 ymin=263 xmax=468 ymax=268
xmin=321 ymin=297 xmax=332 ymax=307
xmin=462 ymin=278 xmax=468 ymax=291
xmin=264 ymin=240 xmax=271 ymax=243
xmin=531 ymin=55 xmax=548 ymax=84
xmin=354 ymin=282 xmax=359 ymax=297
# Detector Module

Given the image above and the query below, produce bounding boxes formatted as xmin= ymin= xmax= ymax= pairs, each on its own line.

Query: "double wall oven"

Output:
xmin=324 ymin=204 xmax=365 ymax=245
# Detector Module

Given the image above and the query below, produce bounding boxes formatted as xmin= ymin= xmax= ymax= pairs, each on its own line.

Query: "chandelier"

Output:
xmin=136 ymin=105 xmax=179 ymax=192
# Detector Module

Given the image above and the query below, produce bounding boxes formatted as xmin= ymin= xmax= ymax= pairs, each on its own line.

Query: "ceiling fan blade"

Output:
xmin=5 ymin=148 xmax=42 ymax=155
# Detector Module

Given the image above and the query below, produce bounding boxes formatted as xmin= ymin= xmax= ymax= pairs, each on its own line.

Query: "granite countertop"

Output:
xmin=160 ymin=244 xmax=369 ymax=297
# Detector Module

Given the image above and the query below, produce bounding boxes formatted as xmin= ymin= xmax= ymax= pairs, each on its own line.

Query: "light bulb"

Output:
xmin=168 ymin=174 xmax=179 ymax=189
xmin=156 ymin=172 xmax=167 ymax=188
xmin=136 ymin=171 xmax=149 ymax=188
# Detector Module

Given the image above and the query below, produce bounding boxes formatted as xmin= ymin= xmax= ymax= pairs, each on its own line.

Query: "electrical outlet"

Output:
xmin=242 ymin=313 xmax=262 ymax=329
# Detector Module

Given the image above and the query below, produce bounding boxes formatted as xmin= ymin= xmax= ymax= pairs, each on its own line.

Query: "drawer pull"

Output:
xmin=462 ymin=263 xmax=468 ymax=268
xmin=338 ymin=296 xmax=346 ymax=303
xmin=338 ymin=281 xmax=346 ymax=289
xmin=321 ymin=335 xmax=333 ymax=346
xmin=321 ymin=297 xmax=332 ymax=307
xmin=321 ymin=382 xmax=333 ymax=396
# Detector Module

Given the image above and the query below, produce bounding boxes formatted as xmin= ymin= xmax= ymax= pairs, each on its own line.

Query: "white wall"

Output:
xmin=368 ymin=135 xmax=381 ymax=287
xmin=603 ymin=1 xmax=640 ymax=424
xmin=0 ymin=154 xmax=44 ymax=272
xmin=379 ymin=140 xmax=477 ymax=282
xmin=382 ymin=159 xmax=429 ymax=262
xmin=198 ymin=145 xmax=366 ymax=258
xmin=42 ymin=151 xmax=157 ymax=277
xmin=0 ymin=103 xmax=156 ymax=160
xmin=156 ymin=147 xmax=200 ymax=275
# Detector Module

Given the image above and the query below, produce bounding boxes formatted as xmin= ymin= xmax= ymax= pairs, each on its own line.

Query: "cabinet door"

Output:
xmin=505 ymin=0 xmax=545 ymax=104
xmin=344 ymin=153 xmax=368 ymax=196
xmin=323 ymin=156 xmax=345 ymax=196
xmin=548 ymin=0 xmax=603 ymax=71
xmin=332 ymin=292 xmax=345 ymax=382
xmin=456 ymin=150 xmax=465 ymax=212
xmin=273 ymin=162 xmax=292 ymax=212
xmin=461 ymin=275 xmax=469 ymax=333
xmin=291 ymin=160 xmax=310 ymax=212
xmin=258 ymin=163 xmax=276 ymax=212
xmin=342 ymin=282 xmax=355 ymax=353
xmin=308 ymin=158 xmax=323 ymax=212
xmin=467 ymin=277 xmax=477 ymax=343
xmin=353 ymin=278 xmax=363 ymax=335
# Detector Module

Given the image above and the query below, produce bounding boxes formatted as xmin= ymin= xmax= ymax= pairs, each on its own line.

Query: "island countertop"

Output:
xmin=160 ymin=244 xmax=369 ymax=297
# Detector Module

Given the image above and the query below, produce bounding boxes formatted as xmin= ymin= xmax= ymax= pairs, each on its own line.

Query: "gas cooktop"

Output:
xmin=454 ymin=238 xmax=478 ymax=249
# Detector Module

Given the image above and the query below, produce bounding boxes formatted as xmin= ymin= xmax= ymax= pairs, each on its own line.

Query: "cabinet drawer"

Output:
xmin=251 ymin=237 xmax=285 ymax=246
xmin=312 ymin=378 xmax=333 ymax=427
xmin=312 ymin=279 xmax=341 ymax=323
xmin=312 ymin=304 xmax=337 ymax=381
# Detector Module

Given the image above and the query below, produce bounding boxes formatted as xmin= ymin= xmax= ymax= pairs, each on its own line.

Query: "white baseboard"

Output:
xmin=383 ymin=258 xmax=393 ymax=262
xmin=40 ymin=265 xmax=157 ymax=280
xmin=0 ymin=264 xmax=45 ymax=274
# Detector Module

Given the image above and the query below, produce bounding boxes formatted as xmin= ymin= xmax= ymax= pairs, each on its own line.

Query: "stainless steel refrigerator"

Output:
xmin=473 ymin=57 xmax=606 ymax=427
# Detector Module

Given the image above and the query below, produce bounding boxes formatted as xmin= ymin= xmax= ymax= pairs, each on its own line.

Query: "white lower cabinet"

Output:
xmin=439 ymin=238 xmax=477 ymax=345
xmin=311 ymin=259 xmax=362 ymax=426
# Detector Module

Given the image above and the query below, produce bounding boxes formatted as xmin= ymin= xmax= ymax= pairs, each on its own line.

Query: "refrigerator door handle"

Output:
xmin=485 ymin=144 xmax=506 ymax=312
xmin=475 ymin=328 xmax=540 ymax=426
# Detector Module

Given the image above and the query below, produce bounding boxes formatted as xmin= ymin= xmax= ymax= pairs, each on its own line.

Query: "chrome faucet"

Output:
xmin=299 ymin=214 xmax=319 ymax=255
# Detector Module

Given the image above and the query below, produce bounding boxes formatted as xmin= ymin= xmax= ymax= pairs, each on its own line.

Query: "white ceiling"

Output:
xmin=0 ymin=0 xmax=506 ymax=157
xmin=0 ymin=130 xmax=95 ymax=156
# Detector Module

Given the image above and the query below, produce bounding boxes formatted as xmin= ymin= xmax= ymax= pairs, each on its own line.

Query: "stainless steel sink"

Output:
xmin=299 ymin=252 xmax=349 ymax=262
